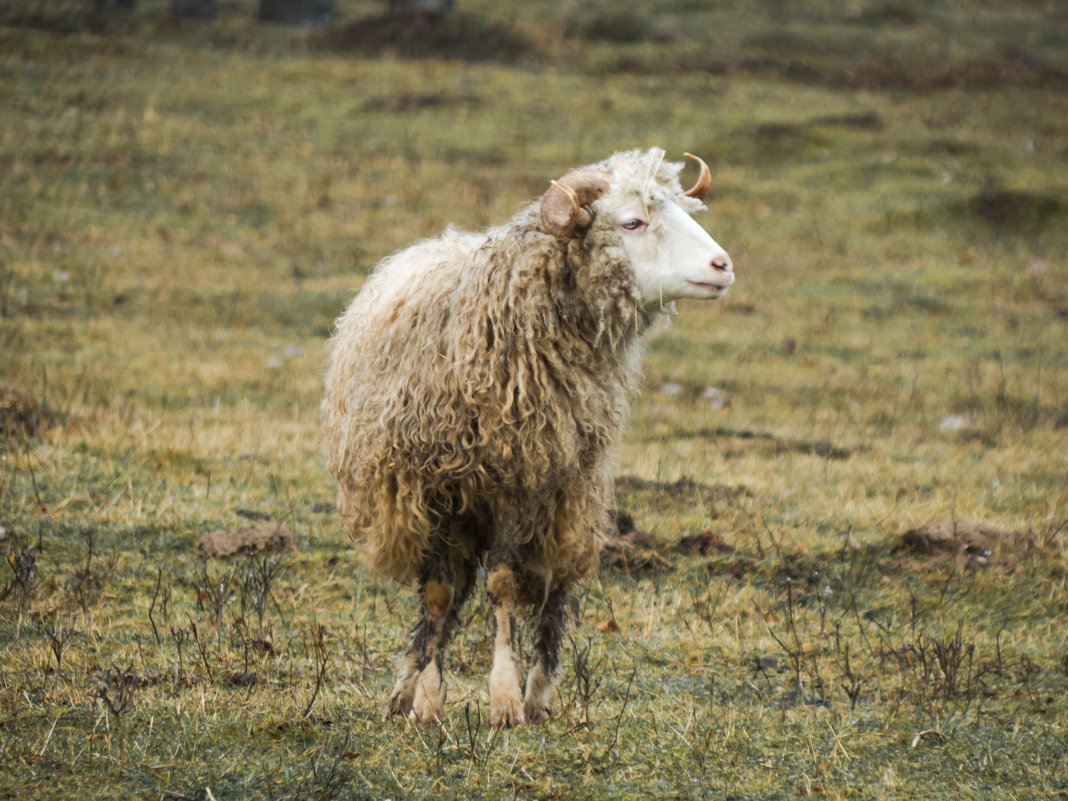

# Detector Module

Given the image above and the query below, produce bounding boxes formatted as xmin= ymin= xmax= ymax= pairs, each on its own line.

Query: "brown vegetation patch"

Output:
xmin=601 ymin=511 xmax=671 ymax=574
xmin=849 ymin=3 xmax=920 ymax=27
xmin=615 ymin=476 xmax=756 ymax=501
xmin=893 ymin=519 xmax=1021 ymax=573
xmin=810 ymin=111 xmax=884 ymax=130
xmin=685 ymin=46 xmax=1068 ymax=92
xmin=563 ymin=11 xmax=675 ymax=45
xmin=708 ymin=428 xmax=855 ymax=460
xmin=964 ymin=188 xmax=1066 ymax=231
xmin=122 ymin=670 xmax=162 ymax=690
xmin=0 ymin=383 xmax=60 ymax=441
xmin=362 ymin=91 xmax=481 ymax=114
xmin=675 ymin=530 xmax=734 ymax=556
xmin=726 ymin=431 xmax=855 ymax=460
xmin=196 ymin=523 xmax=295 ymax=560
xmin=606 ymin=476 xmax=754 ymax=575
xmin=635 ymin=420 xmax=857 ymax=460
xmin=839 ymin=51 xmax=1068 ymax=91
xmin=701 ymin=549 xmax=821 ymax=586
xmin=615 ymin=475 xmax=753 ymax=519
xmin=616 ymin=474 xmax=742 ymax=502
xmin=330 ymin=10 xmax=532 ymax=63
xmin=606 ymin=513 xmax=1061 ymax=585
xmin=720 ymin=121 xmax=829 ymax=162
xmin=229 ymin=669 xmax=268 ymax=687
xmin=602 ymin=509 xmax=737 ymax=575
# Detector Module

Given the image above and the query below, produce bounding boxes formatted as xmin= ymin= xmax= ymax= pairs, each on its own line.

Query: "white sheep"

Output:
xmin=322 ymin=148 xmax=733 ymax=727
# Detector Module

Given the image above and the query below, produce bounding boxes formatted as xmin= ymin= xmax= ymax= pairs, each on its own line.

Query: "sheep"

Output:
xmin=322 ymin=147 xmax=734 ymax=727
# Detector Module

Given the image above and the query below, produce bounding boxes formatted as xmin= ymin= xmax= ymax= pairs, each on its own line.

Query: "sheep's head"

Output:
xmin=540 ymin=148 xmax=734 ymax=309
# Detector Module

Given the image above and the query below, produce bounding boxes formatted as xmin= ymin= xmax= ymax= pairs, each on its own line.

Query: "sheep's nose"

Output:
xmin=711 ymin=256 xmax=732 ymax=274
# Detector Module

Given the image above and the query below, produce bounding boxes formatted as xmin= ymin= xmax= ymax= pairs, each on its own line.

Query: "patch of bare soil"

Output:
xmin=601 ymin=511 xmax=671 ymax=574
xmin=196 ymin=522 xmax=295 ymax=560
xmin=893 ymin=519 xmax=1023 ymax=573
xmin=605 ymin=475 xmax=754 ymax=575
xmin=675 ymin=530 xmax=734 ymax=556
xmin=602 ymin=507 xmax=738 ymax=576
xmin=718 ymin=430 xmax=855 ymax=460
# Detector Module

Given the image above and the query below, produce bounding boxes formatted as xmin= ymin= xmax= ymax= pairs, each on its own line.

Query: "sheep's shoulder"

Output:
xmin=359 ymin=228 xmax=487 ymax=311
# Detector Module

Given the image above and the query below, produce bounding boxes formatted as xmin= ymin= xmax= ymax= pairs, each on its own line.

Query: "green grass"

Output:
xmin=1 ymin=1 xmax=1067 ymax=799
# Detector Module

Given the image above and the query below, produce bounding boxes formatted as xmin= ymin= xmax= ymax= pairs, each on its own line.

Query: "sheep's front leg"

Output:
xmin=486 ymin=565 xmax=525 ymax=728
xmin=523 ymin=584 xmax=568 ymax=724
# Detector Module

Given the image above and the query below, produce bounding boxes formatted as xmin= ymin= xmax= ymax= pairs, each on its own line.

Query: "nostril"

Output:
xmin=711 ymin=257 xmax=732 ymax=273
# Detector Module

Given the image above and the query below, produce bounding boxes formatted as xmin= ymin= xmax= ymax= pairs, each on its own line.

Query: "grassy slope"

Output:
xmin=1 ymin=1 xmax=1066 ymax=799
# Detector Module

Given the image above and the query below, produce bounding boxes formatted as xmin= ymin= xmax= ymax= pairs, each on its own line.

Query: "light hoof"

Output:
xmin=489 ymin=654 xmax=525 ymax=728
xmin=384 ymin=689 xmax=414 ymax=721
xmin=384 ymin=660 xmax=419 ymax=721
xmin=523 ymin=663 xmax=557 ymax=725
xmin=409 ymin=665 xmax=446 ymax=724
xmin=523 ymin=700 xmax=551 ymax=724
xmin=489 ymin=695 xmax=526 ymax=728
xmin=407 ymin=708 xmax=442 ymax=725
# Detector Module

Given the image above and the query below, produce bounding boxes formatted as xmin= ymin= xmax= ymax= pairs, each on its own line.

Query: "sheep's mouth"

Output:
xmin=687 ymin=280 xmax=731 ymax=295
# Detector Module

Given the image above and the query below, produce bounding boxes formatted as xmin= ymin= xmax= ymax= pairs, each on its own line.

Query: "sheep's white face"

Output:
xmin=613 ymin=196 xmax=734 ymax=309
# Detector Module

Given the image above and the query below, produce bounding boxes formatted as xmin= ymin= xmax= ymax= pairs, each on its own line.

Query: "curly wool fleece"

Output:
xmin=322 ymin=148 xmax=696 ymax=587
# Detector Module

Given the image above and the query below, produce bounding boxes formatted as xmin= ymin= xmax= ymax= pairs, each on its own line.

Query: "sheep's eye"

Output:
xmin=621 ymin=219 xmax=645 ymax=231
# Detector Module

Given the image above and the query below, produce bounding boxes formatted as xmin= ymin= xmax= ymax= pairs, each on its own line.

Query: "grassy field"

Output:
xmin=1 ymin=0 xmax=1066 ymax=798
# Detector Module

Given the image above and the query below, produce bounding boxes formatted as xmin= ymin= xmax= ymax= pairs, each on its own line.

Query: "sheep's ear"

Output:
xmin=540 ymin=169 xmax=612 ymax=237
xmin=683 ymin=153 xmax=712 ymax=200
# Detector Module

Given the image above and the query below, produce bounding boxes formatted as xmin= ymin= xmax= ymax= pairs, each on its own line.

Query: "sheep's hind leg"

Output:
xmin=411 ymin=550 xmax=478 ymax=723
xmin=486 ymin=564 xmax=525 ymax=727
xmin=406 ymin=576 xmax=452 ymax=723
xmin=384 ymin=582 xmax=452 ymax=722
xmin=385 ymin=548 xmax=466 ymax=723
xmin=523 ymin=583 xmax=568 ymax=724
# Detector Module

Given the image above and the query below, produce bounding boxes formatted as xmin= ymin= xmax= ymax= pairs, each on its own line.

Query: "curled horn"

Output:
xmin=540 ymin=169 xmax=612 ymax=237
xmin=683 ymin=152 xmax=712 ymax=200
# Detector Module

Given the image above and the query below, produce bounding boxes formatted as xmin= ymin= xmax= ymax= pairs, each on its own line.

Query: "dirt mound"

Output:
xmin=602 ymin=509 xmax=737 ymax=575
xmin=196 ymin=523 xmax=295 ymax=560
xmin=601 ymin=511 xmax=671 ymax=574
xmin=894 ymin=519 xmax=1019 ymax=573
xmin=675 ymin=530 xmax=734 ymax=556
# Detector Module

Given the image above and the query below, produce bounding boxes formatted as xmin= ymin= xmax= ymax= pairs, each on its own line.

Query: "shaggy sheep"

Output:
xmin=322 ymin=147 xmax=733 ymax=727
